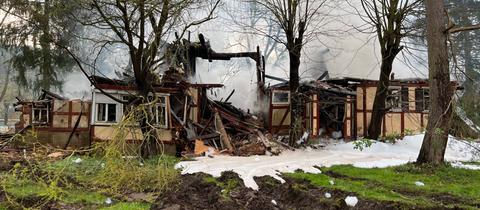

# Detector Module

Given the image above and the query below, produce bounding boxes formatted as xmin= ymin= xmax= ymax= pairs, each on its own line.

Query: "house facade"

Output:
xmin=266 ymin=80 xmax=357 ymax=140
xmin=14 ymin=90 xmax=92 ymax=148
xmin=266 ymin=77 xmax=459 ymax=140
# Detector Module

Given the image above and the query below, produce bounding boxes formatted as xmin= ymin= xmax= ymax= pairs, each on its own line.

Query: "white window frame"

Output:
xmin=96 ymin=103 xmax=118 ymax=123
xmin=32 ymin=106 xmax=49 ymax=125
xmin=153 ymin=96 xmax=168 ymax=128
xmin=272 ymin=90 xmax=290 ymax=105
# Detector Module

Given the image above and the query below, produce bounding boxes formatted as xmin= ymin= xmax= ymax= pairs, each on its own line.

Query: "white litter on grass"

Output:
xmin=344 ymin=196 xmax=358 ymax=207
xmin=73 ymin=158 xmax=83 ymax=164
xmin=105 ymin=197 xmax=112 ymax=205
xmin=415 ymin=181 xmax=425 ymax=187
xmin=271 ymin=199 xmax=277 ymax=205
xmin=329 ymin=180 xmax=335 ymax=185
xmin=325 ymin=192 xmax=332 ymax=198
xmin=176 ymin=134 xmax=480 ymax=190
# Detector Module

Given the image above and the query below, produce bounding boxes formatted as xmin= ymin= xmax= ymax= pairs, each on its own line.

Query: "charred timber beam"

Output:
xmin=265 ymin=74 xmax=288 ymax=83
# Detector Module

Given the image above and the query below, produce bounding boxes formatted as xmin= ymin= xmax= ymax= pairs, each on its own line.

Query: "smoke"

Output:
xmin=58 ymin=0 xmax=427 ymax=110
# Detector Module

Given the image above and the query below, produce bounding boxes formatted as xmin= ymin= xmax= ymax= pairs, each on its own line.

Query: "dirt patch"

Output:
xmin=152 ymin=172 xmax=416 ymax=210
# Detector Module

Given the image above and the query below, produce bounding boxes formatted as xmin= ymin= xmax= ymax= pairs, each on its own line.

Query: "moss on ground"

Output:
xmin=204 ymin=176 xmax=239 ymax=200
xmin=287 ymin=164 xmax=480 ymax=209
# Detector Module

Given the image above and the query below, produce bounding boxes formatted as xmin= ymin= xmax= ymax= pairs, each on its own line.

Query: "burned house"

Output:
xmin=266 ymin=78 xmax=357 ymax=140
xmin=326 ymin=77 xmax=461 ymax=138
xmin=265 ymin=76 xmax=463 ymax=140
xmin=89 ymin=69 xmax=227 ymax=151
xmin=14 ymin=90 xmax=92 ymax=148
xmin=11 ymin=34 xmax=269 ymax=155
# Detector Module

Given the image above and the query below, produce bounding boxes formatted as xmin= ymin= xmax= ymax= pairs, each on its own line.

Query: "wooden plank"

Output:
xmin=273 ymin=105 xmax=290 ymax=135
xmin=214 ymin=110 xmax=234 ymax=151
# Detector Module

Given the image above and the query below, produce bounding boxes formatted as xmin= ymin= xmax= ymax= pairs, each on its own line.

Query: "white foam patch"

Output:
xmin=176 ymin=134 xmax=480 ymax=189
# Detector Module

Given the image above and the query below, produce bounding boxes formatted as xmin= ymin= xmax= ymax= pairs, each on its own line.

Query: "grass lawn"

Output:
xmin=287 ymin=164 xmax=480 ymax=209
xmin=0 ymin=154 xmax=180 ymax=209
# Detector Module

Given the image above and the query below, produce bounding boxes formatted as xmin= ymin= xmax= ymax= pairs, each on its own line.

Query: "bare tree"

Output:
xmin=355 ymin=0 xmax=420 ymax=140
xmin=253 ymin=0 xmax=329 ymax=146
xmin=417 ymin=0 xmax=480 ymax=165
xmin=70 ymin=0 xmax=220 ymax=157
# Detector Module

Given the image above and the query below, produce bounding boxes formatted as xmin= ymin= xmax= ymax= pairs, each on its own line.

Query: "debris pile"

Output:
xmin=186 ymin=98 xmax=287 ymax=157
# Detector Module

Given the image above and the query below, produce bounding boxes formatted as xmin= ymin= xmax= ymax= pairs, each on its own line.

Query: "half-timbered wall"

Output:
xmin=356 ymin=84 xmax=429 ymax=138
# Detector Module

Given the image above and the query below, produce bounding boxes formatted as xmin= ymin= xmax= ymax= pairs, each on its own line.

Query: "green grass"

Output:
xmin=287 ymin=164 xmax=480 ymax=208
xmin=100 ymin=202 xmax=151 ymax=210
xmin=1 ymin=154 xmax=180 ymax=209
xmin=204 ymin=176 xmax=239 ymax=200
xmin=3 ymin=177 xmax=107 ymax=204
xmin=0 ymin=202 xmax=9 ymax=210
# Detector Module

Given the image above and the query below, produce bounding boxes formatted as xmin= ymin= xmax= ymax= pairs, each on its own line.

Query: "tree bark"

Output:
xmin=367 ymin=56 xmax=395 ymax=139
xmin=289 ymin=49 xmax=302 ymax=146
xmin=417 ymin=0 xmax=453 ymax=165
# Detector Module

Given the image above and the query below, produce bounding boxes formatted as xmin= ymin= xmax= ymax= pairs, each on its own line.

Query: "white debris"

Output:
xmin=271 ymin=199 xmax=277 ymax=205
xmin=176 ymin=134 xmax=480 ymax=190
xmin=105 ymin=197 xmax=112 ymax=205
xmin=139 ymin=162 xmax=144 ymax=167
xmin=451 ymin=161 xmax=480 ymax=170
xmin=297 ymin=132 xmax=309 ymax=145
xmin=344 ymin=196 xmax=358 ymax=207
xmin=100 ymin=163 xmax=105 ymax=168
xmin=324 ymin=192 xmax=332 ymax=198
xmin=205 ymin=147 xmax=216 ymax=157
xmin=331 ymin=131 xmax=342 ymax=139
xmin=73 ymin=158 xmax=83 ymax=164
xmin=318 ymin=128 xmax=325 ymax=136
xmin=415 ymin=181 xmax=425 ymax=187
xmin=329 ymin=180 xmax=335 ymax=185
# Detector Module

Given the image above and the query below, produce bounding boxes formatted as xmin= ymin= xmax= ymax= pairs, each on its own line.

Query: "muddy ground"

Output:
xmin=0 ymin=150 xmax=474 ymax=210
xmin=152 ymin=172 xmax=434 ymax=210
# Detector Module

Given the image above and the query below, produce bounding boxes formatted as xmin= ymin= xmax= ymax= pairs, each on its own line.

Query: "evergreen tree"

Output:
xmin=0 ymin=0 xmax=78 ymax=95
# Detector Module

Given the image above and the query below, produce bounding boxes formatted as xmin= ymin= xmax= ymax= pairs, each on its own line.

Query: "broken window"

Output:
xmin=153 ymin=96 xmax=168 ymax=128
xmin=415 ymin=88 xmax=430 ymax=112
xmin=32 ymin=107 xmax=49 ymax=125
xmin=386 ymin=87 xmax=402 ymax=111
xmin=401 ymin=87 xmax=409 ymax=111
xmin=96 ymin=103 xmax=117 ymax=123
xmin=272 ymin=91 xmax=290 ymax=104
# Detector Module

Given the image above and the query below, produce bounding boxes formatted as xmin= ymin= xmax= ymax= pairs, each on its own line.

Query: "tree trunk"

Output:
xmin=417 ymin=0 xmax=453 ymax=165
xmin=367 ymin=57 xmax=395 ymax=140
xmin=3 ymin=103 xmax=8 ymax=126
xmin=40 ymin=0 xmax=53 ymax=92
xmin=289 ymin=49 xmax=302 ymax=146
xmin=131 ymin=55 xmax=160 ymax=158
